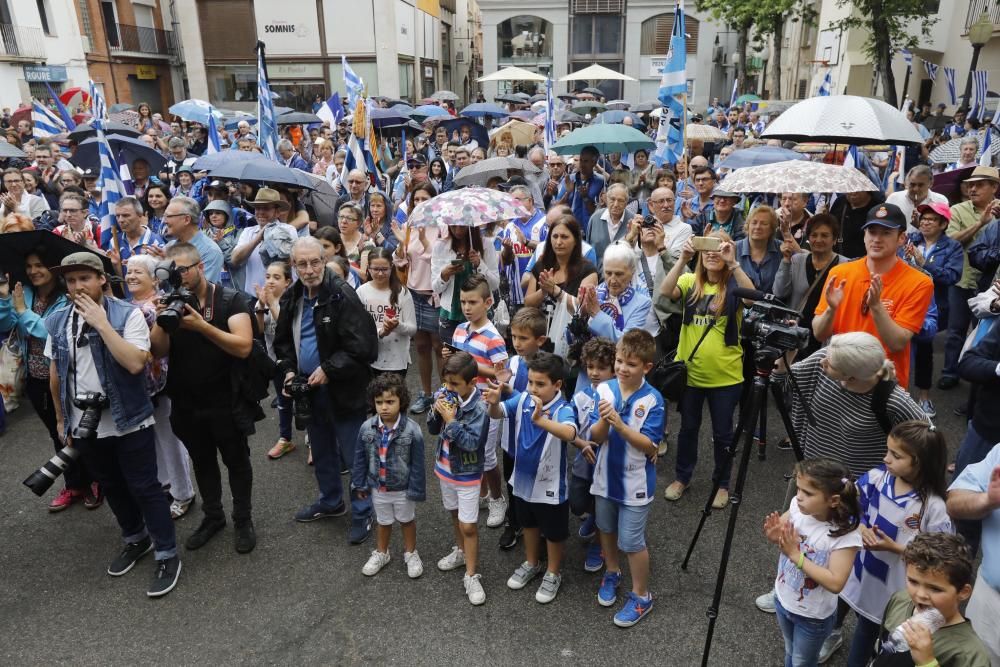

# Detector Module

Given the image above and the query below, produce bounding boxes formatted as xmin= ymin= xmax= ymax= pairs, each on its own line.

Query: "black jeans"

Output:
xmin=170 ymin=407 xmax=253 ymax=523
xmin=75 ymin=426 xmax=177 ymax=559
xmin=25 ymin=375 xmax=91 ymax=491
xmin=913 ymin=337 xmax=934 ymax=390
xmin=943 ymin=285 xmax=974 ymax=378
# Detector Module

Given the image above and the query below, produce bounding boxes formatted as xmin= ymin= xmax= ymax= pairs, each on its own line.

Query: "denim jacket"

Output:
xmin=352 ymin=414 xmax=426 ymax=501
xmin=45 ymin=298 xmax=153 ymax=438
xmin=428 ymin=393 xmax=489 ymax=476
xmin=0 ymin=287 xmax=67 ymax=358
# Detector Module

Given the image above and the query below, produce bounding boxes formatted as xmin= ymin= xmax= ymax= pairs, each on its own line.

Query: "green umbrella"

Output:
xmin=570 ymin=101 xmax=607 ymax=116
xmin=734 ymin=94 xmax=761 ymax=105
xmin=549 ymin=124 xmax=656 ymax=156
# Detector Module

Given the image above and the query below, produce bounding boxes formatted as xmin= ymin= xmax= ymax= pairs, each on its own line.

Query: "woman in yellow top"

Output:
xmin=659 ymin=230 xmax=756 ymax=509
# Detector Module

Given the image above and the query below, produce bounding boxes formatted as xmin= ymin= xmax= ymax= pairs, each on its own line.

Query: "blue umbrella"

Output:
xmin=718 ymin=146 xmax=808 ymax=171
xmin=592 ymin=110 xmax=646 ymax=130
xmin=191 ymin=149 xmax=269 ymax=173
xmin=71 ymin=134 xmax=167 ymax=175
xmin=411 ymin=104 xmax=450 ymax=121
xmin=506 ymin=110 xmax=536 ymax=122
xmin=209 ymin=160 xmax=317 ymax=190
xmin=435 ymin=117 xmax=489 ymax=150
xmin=369 ymin=107 xmax=413 ymax=128
xmin=459 ymin=102 xmax=508 ymax=119
xmin=168 ymin=99 xmax=224 ymax=125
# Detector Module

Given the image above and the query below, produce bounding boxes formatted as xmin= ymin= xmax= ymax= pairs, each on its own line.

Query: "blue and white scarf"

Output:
xmin=596 ymin=283 xmax=636 ymax=332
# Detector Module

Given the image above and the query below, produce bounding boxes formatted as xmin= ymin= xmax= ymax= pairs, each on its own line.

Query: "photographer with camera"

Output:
xmin=273 ymin=237 xmax=379 ymax=544
xmin=148 ymin=242 xmax=258 ymax=555
xmin=43 ymin=252 xmax=180 ymax=597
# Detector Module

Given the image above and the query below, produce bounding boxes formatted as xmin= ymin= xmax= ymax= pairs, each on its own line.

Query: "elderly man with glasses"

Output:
xmin=146 ymin=196 xmax=224 ymax=283
xmin=587 ymin=183 xmax=639 ymax=272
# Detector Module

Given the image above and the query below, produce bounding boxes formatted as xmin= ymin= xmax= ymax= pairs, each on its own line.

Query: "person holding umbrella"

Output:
xmin=0 ymin=247 xmax=99 ymax=511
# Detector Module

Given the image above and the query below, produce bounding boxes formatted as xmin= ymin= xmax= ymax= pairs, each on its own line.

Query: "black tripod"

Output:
xmin=680 ymin=344 xmax=806 ymax=667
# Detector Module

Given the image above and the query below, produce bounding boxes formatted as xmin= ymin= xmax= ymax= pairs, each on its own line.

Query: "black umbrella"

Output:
xmin=300 ymin=173 xmax=340 ymax=227
xmin=209 ymin=160 xmax=316 ymax=190
xmin=529 ymin=94 xmax=546 ymax=103
xmin=632 ymin=101 xmax=659 ymax=113
xmin=71 ymin=133 xmax=167 ymax=176
xmin=495 ymin=94 xmax=524 ymax=104
xmin=556 ymin=93 xmax=578 ymax=102
xmin=369 ymin=107 xmax=413 ymax=128
xmin=109 ymin=103 xmax=134 ymax=113
xmin=191 ymin=149 xmax=269 ymax=172
xmin=273 ymin=105 xmax=294 ymax=116
xmin=0 ymin=231 xmax=115 ymax=284
xmin=582 ymin=87 xmax=604 ymax=96
xmin=276 ymin=111 xmax=323 ymax=125
xmin=374 ymin=120 xmax=424 ymax=137
xmin=68 ymin=121 xmax=142 ymax=142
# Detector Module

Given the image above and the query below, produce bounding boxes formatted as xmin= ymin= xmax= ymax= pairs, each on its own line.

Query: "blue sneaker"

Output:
xmin=597 ymin=570 xmax=621 ymax=607
xmin=410 ymin=393 xmax=433 ymax=415
xmin=584 ymin=542 xmax=604 ymax=572
xmin=578 ymin=513 xmax=596 ymax=540
xmin=294 ymin=501 xmax=347 ymax=522
xmin=613 ymin=592 xmax=653 ymax=628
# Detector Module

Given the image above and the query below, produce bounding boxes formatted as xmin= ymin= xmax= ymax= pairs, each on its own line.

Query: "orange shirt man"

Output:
xmin=814 ymin=203 xmax=933 ymax=389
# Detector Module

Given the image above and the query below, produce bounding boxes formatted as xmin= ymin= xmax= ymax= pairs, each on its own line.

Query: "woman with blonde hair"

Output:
xmin=660 ymin=229 xmax=756 ymax=507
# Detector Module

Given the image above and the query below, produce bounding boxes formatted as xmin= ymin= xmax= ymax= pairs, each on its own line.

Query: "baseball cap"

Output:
xmin=916 ymin=202 xmax=952 ymax=222
xmin=406 ymin=153 xmax=428 ymax=168
xmin=49 ymin=251 xmax=105 ymax=276
xmin=862 ymin=203 xmax=907 ymax=231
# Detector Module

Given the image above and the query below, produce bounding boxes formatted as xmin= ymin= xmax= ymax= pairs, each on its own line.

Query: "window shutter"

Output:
xmin=640 ymin=13 xmax=699 ymax=56
xmin=571 ymin=0 xmax=625 ymax=14
xmin=198 ymin=0 xmax=256 ymax=60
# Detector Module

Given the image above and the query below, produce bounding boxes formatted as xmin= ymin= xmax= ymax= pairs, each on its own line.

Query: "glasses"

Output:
xmin=368 ymin=266 xmax=390 ymax=274
xmin=338 ymin=217 xmax=359 ymax=224
xmin=162 ymin=212 xmax=189 ymax=219
xmin=60 ymin=208 xmax=83 ymax=214
xmin=649 ymin=198 xmax=674 ymax=205
xmin=175 ymin=263 xmax=199 ymax=275
xmin=294 ymin=258 xmax=324 ymax=271
xmin=3 ymin=179 xmax=22 ymax=185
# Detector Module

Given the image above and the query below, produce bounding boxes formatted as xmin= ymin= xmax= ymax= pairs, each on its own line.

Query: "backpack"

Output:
xmin=216 ymin=285 xmax=277 ymax=434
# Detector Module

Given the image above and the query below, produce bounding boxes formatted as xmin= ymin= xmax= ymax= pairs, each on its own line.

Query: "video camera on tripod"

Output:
xmin=733 ymin=287 xmax=810 ymax=354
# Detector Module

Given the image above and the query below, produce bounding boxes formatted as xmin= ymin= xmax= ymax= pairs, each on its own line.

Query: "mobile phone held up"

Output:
xmin=690 ymin=236 xmax=722 ymax=252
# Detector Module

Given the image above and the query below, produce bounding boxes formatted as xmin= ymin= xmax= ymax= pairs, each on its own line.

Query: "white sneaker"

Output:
xmin=404 ymin=550 xmax=424 ymax=579
xmin=464 ymin=573 xmax=486 ymax=605
xmin=535 ymin=572 xmax=562 ymax=604
xmin=755 ymin=589 xmax=776 ymax=613
xmin=362 ymin=550 xmax=391 ymax=576
xmin=486 ymin=496 xmax=507 ymax=528
xmin=437 ymin=546 xmax=466 ymax=571
xmin=507 ymin=560 xmax=544 ymax=590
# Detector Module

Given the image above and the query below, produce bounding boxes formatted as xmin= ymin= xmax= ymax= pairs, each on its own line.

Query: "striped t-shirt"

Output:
xmin=376 ymin=416 xmax=400 ymax=492
xmin=452 ymin=321 xmax=508 ymax=390
xmin=434 ymin=389 xmax=483 ymax=487
xmin=783 ymin=348 xmax=927 ymax=477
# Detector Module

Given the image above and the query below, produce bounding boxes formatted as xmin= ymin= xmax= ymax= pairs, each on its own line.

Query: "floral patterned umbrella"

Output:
xmin=407 ymin=187 xmax=531 ymax=228
xmin=719 ymin=159 xmax=879 ymax=194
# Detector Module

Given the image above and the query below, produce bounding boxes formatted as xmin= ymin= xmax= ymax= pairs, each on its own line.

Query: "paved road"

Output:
xmin=0 ymin=353 xmax=971 ymax=666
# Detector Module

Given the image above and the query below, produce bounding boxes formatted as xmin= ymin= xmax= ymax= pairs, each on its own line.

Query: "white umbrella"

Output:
xmin=559 ymin=63 xmax=637 ymax=82
xmin=685 ymin=124 xmax=727 ymax=142
xmin=761 ymin=95 xmax=924 ymax=146
xmin=478 ymin=67 xmax=547 ymax=83
xmin=719 ymin=160 xmax=879 ymax=194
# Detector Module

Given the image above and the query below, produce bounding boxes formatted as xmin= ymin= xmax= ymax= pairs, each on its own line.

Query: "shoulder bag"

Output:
xmin=647 ymin=317 xmax=715 ymax=403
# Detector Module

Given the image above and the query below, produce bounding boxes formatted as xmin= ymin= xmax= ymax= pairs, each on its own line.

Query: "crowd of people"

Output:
xmin=2 ymin=90 xmax=1000 ymax=667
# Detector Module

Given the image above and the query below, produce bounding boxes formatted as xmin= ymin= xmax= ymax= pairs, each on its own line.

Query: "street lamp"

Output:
xmin=962 ymin=11 xmax=993 ymax=110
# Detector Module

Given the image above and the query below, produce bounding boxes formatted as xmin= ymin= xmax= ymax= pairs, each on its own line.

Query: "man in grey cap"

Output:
xmin=44 ymin=251 xmax=181 ymax=597
xmin=691 ymin=186 xmax=745 ymax=241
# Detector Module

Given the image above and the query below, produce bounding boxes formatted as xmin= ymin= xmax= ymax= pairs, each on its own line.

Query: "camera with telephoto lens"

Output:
xmin=285 ymin=375 xmax=312 ymax=430
xmin=72 ymin=391 xmax=108 ymax=439
xmin=23 ymin=445 xmax=81 ymax=496
xmin=743 ymin=300 xmax=810 ymax=352
xmin=154 ymin=261 xmax=201 ymax=333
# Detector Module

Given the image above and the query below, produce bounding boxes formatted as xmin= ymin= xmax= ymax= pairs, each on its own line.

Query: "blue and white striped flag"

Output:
xmin=901 ymin=48 xmax=913 ymax=68
xmin=944 ymin=67 xmax=957 ymax=106
xmin=654 ymin=1 xmax=686 ymax=166
xmin=729 ymin=78 xmax=738 ymax=109
xmin=94 ymin=130 xmax=126 ymax=250
xmin=118 ymin=150 xmax=134 ymax=196
xmin=544 ymin=77 xmax=557 ymax=152
xmin=343 ymin=56 xmax=365 ymax=110
xmin=89 ymin=79 xmax=107 ymax=125
xmin=980 ymin=128 xmax=993 ymax=167
xmin=818 ymin=70 xmax=833 ymax=97
xmin=45 ymin=82 xmax=75 ymax=130
xmin=972 ymin=70 xmax=989 ymax=121
xmin=256 ymin=41 xmax=279 ymax=161
xmin=316 ymin=92 xmax=344 ymax=127
xmin=206 ymin=108 xmax=221 ymax=155
xmin=923 ymin=62 xmax=938 ymax=82
xmin=31 ymin=101 xmax=66 ymax=139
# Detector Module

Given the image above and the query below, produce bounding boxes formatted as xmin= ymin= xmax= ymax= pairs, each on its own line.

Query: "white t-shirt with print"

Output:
xmin=774 ymin=496 xmax=863 ymax=620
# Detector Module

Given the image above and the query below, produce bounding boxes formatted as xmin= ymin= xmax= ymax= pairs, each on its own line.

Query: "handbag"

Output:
xmin=647 ymin=317 xmax=714 ymax=403
xmin=0 ymin=330 xmax=26 ymax=412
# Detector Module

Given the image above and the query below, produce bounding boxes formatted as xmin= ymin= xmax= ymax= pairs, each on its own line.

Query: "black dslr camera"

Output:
xmin=743 ymin=300 xmax=810 ymax=352
xmin=154 ymin=261 xmax=201 ymax=333
xmin=72 ymin=391 xmax=108 ymax=439
xmin=284 ymin=375 xmax=312 ymax=431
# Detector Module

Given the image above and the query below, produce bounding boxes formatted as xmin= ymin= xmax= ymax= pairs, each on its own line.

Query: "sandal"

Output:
xmin=267 ymin=438 xmax=296 ymax=459
xmin=170 ymin=496 xmax=195 ymax=520
xmin=712 ymin=489 xmax=730 ymax=509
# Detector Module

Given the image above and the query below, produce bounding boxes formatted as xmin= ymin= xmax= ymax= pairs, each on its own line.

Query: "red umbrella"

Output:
xmin=60 ymin=87 xmax=90 ymax=112
xmin=10 ymin=105 xmax=31 ymax=127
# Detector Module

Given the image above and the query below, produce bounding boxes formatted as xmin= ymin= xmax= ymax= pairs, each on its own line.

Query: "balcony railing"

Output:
xmin=0 ymin=24 xmax=46 ymax=60
xmin=107 ymin=23 xmax=176 ymax=57
xmin=965 ymin=0 xmax=1000 ymax=33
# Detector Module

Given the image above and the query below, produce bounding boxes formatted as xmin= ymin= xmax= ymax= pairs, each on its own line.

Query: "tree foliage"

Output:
xmin=828 ymin=0 xmax=937 ymax=106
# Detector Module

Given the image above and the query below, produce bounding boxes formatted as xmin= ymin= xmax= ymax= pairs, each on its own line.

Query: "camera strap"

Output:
xmin=796 ymin=256 xmax=840 ymax=314
xmin=202 ymin=283 xmax=216 ymax=322
xmin=685 ymin=317 xmax=715 ymax=363
xmin=639 ymin=253 xmax=654 ymax=294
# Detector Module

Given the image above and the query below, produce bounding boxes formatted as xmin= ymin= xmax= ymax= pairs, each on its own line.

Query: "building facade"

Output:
xmin=72 ymin=0 xmax=183 ymax=113
xmin=476 ymin=0 xmax=729 ymax=110
xmin=175 ymin=0 xmax=482 ymax=110
xmin=0 ymin=0 xmax=89 ymax=109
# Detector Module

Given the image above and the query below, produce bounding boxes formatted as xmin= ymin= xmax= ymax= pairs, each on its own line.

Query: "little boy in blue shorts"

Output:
xmin=485 ymin=352 xmax=577 ymax=604
xmin=589 ymin=329 xmax=665 ymax=628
